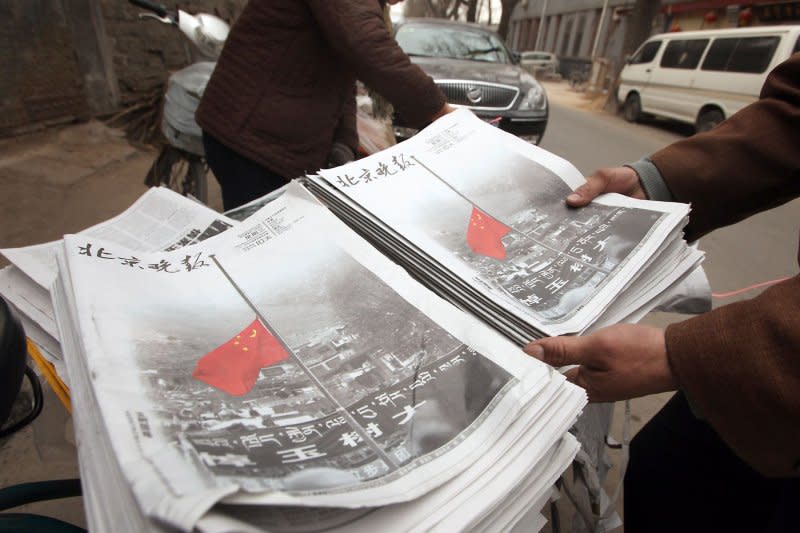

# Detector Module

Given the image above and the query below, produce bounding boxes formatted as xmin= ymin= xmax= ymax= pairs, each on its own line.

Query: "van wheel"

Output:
xmin=623 ymin=94 xmax=642 ymax=123
xmin=696 ymin=109 xmax=724 ymax=133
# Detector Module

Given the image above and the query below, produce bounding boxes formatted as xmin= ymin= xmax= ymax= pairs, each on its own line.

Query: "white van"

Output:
xmin=618 ymin=25 xmax=800 ymax=132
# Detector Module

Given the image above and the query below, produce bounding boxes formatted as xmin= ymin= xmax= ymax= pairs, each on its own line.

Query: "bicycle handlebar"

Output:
xmin=129 ymin=0 xmax=169 ymax=18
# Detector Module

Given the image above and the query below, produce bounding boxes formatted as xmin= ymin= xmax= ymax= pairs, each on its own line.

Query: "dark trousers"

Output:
xmin=203 ymin=132 xmax=289 ymax=211
xmin=624 ymin=392 xmax=798 ymax=532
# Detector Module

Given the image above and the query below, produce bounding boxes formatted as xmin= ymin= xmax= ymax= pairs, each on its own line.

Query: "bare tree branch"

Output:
xmin=424 ymin=0 xmax=443 ymax=17
xmin=447 ymin=0 xmax=465 ymax=20
xmin=466 ymin=0 xmax=478 ymax=22
xmin=497 ymin=0 xmax=521 ymax=40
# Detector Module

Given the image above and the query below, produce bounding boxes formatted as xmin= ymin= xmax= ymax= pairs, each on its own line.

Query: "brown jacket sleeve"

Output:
xmin=666 ymin=276 xmax=800 ymax=477
xmin=306 ymin=0 xmax=446 ymax=129
xmin=653 ymin=55 xmax=800 ymax=477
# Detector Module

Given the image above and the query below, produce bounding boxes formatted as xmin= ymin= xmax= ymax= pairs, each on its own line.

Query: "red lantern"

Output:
xmin=703 ymin=11 xmax=718 ymax=23
xmin=738 ymin=8 xmax=753 ymax=26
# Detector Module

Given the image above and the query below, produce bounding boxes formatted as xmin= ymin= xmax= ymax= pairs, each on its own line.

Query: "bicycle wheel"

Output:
xmin=144 ymin=145 xmax=208 ymax=203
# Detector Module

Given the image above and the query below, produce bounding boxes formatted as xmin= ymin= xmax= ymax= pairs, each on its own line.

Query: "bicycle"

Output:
xmin=568 ymin=65 xmax=592 ymax=92
xmin=121 ymin=0 xmax=230 ymax=204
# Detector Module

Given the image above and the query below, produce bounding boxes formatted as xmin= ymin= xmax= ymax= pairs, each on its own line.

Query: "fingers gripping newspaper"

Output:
xmin=306 ymin=109 xmax=696 ymax=341
xmin=56 ymin=182 xmax=584 ymax=531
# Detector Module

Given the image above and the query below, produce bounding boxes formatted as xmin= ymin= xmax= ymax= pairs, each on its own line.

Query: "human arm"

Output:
xmin=524 ymin=275 xmax=800 ymax=477
xmin=430 ymin=102 xmax=457 ymax=121
xmin=542 ymin=56 xmax=800 ymax=479
xmin=523 ymin=324 xmax=676 ymax=403
xmin=565 ymin=166 xmax=649 ymax=207
xmin=665 ymin=274 xmax=800 ymax=477
xmin=306 ymin=0 xmax=448 ymax=128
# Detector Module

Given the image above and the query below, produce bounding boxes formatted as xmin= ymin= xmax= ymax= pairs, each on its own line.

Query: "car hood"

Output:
xmin=410 ymin=57 xmax=532 ymax=86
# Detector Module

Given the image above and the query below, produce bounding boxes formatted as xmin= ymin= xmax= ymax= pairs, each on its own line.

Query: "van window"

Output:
xmin=660 ymin=39 xmax=709 ymax=69
xmin=794 ymin=36 xmax=800 ymax=54
xmin=631 ymin=41 xmax=661 ymax=64
xmin=701 ymin=39 xmax=737 ymax=70
xmin=702 ymin=36 xmax=780 ymax=73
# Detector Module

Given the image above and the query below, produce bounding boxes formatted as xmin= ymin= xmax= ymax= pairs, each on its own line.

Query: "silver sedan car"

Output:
xmin=520 ymin=51 xmax=560 ymax=78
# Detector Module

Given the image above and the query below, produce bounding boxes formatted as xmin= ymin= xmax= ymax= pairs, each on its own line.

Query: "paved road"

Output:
xmin=542 ymin=102 xmax=685 ymax=175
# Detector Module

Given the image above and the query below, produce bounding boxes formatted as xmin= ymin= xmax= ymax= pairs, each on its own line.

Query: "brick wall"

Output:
xmin=0 ymin=1 xmax=90 ymax=136
xmin=101 ymin=0 xmax=247 ymax=101
xmin=0 ymin=0 xmax=246 ymax=137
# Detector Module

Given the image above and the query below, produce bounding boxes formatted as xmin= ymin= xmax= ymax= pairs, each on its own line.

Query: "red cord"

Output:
xmin=711 ymin=276 xmax=791 ymax=299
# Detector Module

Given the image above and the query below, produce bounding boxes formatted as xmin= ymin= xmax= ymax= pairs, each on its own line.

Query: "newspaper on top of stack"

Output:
xmin=0 ymin=107 xmax=711 ymax=533
xmin=305 ymin=108 xmax=703 ymax=343
xmin=0 ymin=187 xmax=238 ymax=386
xmin=51 ymin=182 xmax=585 ymax=532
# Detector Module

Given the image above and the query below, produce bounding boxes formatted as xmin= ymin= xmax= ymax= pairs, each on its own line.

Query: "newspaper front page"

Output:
xmin=310 ymin=109 xmax=691 ymax=337
xmin=60 ymin=183 xmax=565 ymax=530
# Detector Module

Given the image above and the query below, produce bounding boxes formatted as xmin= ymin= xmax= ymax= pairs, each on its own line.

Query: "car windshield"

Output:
xmin=395 ymin=24 xmax=511 ymax=63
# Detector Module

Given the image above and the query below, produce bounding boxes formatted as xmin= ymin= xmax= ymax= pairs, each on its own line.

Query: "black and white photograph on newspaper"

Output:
xmin=407 ymin=143 xmax=665 ymax=323
xmin=174 ymin=233 xmax=515 ymax=491
xmin=59 ymin=186 xmax=556 ymax=528
xmin=313 ymin=109 xmax=691 ymax=336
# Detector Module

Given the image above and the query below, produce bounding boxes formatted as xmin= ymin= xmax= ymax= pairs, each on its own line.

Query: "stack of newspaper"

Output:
xmin=0 ymin=109 xmax=706 ymax=532
xmin=305 ymin=109 xmax=702 ymax=343
xmin=0 ymin=187 xmax=238 ymax=388
xmin=49 ymin=182 xmax=585 ymax=532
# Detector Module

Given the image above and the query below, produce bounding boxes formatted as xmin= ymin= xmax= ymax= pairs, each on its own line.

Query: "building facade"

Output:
xmin=507 ymin=0 xmax=800 ymax=80
xmin=661 ymin=0 xmax=800 ymax=32
xmin=507 ymin=0 xmax=635 ymax=71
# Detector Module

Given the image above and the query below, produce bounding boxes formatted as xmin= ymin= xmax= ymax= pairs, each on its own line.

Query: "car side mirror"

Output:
xmin=510 ymin=50 xmax=521 ymax=64
xmin=625 ymin=53 xmax=633 ymax=64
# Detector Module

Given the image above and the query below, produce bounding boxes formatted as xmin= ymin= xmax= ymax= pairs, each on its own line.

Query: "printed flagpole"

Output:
xmin=209 ymin=255 xmax=398 ymax=469
xmin=410 ymin=155 xmax=609 ymax=272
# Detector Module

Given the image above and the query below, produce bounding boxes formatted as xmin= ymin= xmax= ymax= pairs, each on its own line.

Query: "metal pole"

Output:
xmin=534 ymin=0 xmax=548 ymax=50
xmin=591 ymin=0 xmax=610 ymax=59
xmin=210 ymin=256 xmax=398 ymax=469
xmin=410 ymin=156 xmax=609 ymax=274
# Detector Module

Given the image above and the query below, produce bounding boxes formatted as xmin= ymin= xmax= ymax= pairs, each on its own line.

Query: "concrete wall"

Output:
xmin=508 ymin=0 xmax=642 ymax=84
xmin=509 ymin=0 xmax=632 ymax=55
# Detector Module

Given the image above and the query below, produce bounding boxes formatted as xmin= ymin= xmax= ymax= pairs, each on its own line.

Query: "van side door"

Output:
xmin=619 ymin=40 xmax=661 ymax=104
xmin=647 ymin=38 xmax=709 ymax=122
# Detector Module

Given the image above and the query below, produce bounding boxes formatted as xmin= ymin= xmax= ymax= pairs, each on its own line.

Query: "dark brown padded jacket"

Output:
xmin=196 ymin=0 xmax=445 ymax=180
xmin=654 ymin=54 xmax=800 ymax=477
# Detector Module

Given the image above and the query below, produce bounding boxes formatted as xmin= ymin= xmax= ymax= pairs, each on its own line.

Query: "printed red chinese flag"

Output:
xmin=466 ymin=206 xmax=511 ymax=260
xmin=192 ymin=318 xmax=289 ymax=396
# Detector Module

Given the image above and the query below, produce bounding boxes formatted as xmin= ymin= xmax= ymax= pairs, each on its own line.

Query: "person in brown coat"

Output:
xmin=196 ymin=0 xmax=452 ymax=210
xmin=524 ymin=54 xmax=800 ymax=531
